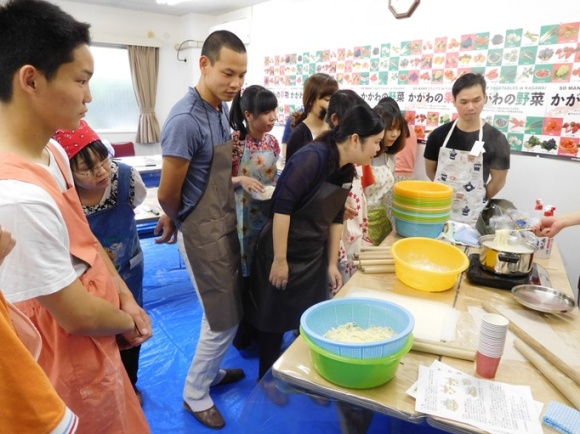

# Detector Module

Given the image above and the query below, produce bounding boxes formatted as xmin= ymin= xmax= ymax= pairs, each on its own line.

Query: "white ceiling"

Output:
xmin=61 ymin=0 xmax=270 ymax=16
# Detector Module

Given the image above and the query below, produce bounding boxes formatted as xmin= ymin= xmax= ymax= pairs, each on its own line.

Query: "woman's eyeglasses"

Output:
xmin=73 ymin=158 xmax=111 ymax=177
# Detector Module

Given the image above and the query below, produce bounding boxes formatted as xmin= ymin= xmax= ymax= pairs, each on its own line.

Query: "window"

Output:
xmin=85 ymin=45 xmax=140 ymax=132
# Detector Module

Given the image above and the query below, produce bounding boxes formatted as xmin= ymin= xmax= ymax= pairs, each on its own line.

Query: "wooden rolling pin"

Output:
xmin=360 ymin=265 xmax=395 ymax=274
xmin=355 ymin=259 xmax=395 ymax=266
xmin=354 ymin=251 xmax=393 ymax=260
xmin=514 ymin=338 xmax=580 ymax=410
xmin=354 ymin=254 xmax=395 ymax=263
xmin=360 ymin=245 xmax=392 ymax=251
xmin=412 ymin=338 xmax=476 ymax=361
xmin=483 ymin=301 xmax=580 ymax=386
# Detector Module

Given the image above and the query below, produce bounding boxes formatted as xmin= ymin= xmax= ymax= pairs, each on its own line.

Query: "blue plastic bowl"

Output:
xmin=300 ymin=298 xmax=415 ymax=359
xmin=395 ymin=217 xmax=445 ymax=238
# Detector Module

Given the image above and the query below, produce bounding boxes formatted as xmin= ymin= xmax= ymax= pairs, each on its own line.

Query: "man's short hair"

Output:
xmin=0 ymin=0 xmax=91 ymax=102
xmin=452 ymin=73 xmax=487 ymax=99
xmin=201 ymin=30 xmax=246 ymax=65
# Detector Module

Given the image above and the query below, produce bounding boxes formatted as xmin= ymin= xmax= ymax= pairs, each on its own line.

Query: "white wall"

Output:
xmin=53 ymin=0 xmax=580 ymax=294
xmin=55 ymin=0 xmax=216 ymax=155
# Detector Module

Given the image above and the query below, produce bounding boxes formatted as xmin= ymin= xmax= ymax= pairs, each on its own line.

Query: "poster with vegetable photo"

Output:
xmin=526 ymin=117 xmax=545 ymax=135
xmin=543 ymin=118 xmax=563 ymax=136
xmin=507 ymin=133 xmax=524 ymax=151
xmin=518 ymin=47 xmax=537 ymax=66
xmin=487 ymin=49 xmax=503 ymax=67
xmin=474 ymin=33 xmax=490 ymax=50
xmin=532 ymin=65 xmax=552 ymax=83
xmin=399 ymin=41 xmax=412 ymax=56
xmin=558 ymin=22 xmax=579 ymax=43
xmin=264 ymin=19 xmax=580 ymax=160
xmin=505 ymin=29 xmax=523 ymax=48
xmin=489 ymin=33 xmax=505 ymax=48
xmin=434 ymin=37 xmax=447 ymax=53
xmin=500 ymin=66 xmax=517 ymax=83
xmin=539 ymin=25 xmax=560 ymax=46
xmin=380 ymin=43 xmax=390 ymax=58
xmin=523 ymin=134 xmax=558 ymax=154
xmin=552 ymin=63 xmax=572 ymax=82
xmin=493 ymin=115 xmax=509 ymax=132
xmin=460 ymin=34 xmax=475 ymax=51
xmin=558 ymin=137 xmax=579 ymax=156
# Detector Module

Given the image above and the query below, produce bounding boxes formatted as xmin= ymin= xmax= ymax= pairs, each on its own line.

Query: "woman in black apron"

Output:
xmin=244 ymin=104 xmax=386 ymax=384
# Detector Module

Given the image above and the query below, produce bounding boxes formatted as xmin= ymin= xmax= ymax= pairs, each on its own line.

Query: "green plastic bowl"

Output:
xmin=300 ymin=327 xmax=414 ymax=389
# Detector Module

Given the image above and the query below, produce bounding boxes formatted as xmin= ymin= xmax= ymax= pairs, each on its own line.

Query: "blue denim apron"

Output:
xmin=86 ymin=163 xmax=144 ymax=306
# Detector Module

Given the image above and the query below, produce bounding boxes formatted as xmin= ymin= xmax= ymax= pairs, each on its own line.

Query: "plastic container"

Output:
xmin=393 ymin=180 xmax=453 ymax=199
xmin=394 ymin=217 xmax=445 ymax=238
xmin=391 ymin=237 xmax=469 ymax=292
xmin=393 ymin=194 xmax=453 ymax=207
xmin=299 ymin=298 xmax=415 ymax=359
xmin=301 ymin=330 xmax=414 ymax=389
xmin=392 ymin=207 xmax=450 ymax=223
xmin=392 ymin=200 xmax=452 ymax=214
xmin=535 ymin=206 xmax=555 ymax=258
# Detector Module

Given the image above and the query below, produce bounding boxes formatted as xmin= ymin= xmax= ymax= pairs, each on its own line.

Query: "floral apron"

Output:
xmin=434 ymin=119 xmax=487 ymax=226
xmin=364 ymin=153 xmax=395 ymax=245
xmin=339 ymin=166 xmax=370 ymax=284
xmin=235 ymin=145 xmax=278 ymax=277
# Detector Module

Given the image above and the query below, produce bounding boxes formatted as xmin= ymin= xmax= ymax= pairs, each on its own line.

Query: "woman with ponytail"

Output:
xmin=229 ymin=85 xmax=281 ymax=278
xmin=244 ymin=104 xmax=385 ymax=401
xmin=229 ymin=86 xmax=280 ymax=353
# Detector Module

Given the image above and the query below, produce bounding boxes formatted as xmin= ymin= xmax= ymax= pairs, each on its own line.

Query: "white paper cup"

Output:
xmin=477 ymin=313 xmax=508 ymax=357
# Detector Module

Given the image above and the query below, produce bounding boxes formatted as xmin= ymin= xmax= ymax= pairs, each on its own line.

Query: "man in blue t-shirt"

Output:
xmin=158 ymin=30 xmax=247 ymax=430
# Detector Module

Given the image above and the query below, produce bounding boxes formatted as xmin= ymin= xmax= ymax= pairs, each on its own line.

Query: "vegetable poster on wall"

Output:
xmin=263 ymin=22 xmax=580 ymax=160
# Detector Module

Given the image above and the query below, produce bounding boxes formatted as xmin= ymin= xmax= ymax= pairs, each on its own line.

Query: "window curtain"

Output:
xmin=128 ymin=45 xmax=161 ymax=144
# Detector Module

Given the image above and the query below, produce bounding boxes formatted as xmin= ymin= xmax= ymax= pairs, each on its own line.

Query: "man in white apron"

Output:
xmin=424 ymin=73 xmax=510 ymax=227
xmin=158 ymin=31 xmax=247 ymax=430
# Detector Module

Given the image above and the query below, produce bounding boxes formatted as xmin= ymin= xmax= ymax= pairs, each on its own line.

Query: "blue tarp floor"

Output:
xmin=138 ymin=238 xmax=446 ymax=433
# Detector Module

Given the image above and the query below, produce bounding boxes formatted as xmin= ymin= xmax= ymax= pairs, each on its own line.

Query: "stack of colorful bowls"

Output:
xmin=392 ymin=180 xmax=453 ymax=238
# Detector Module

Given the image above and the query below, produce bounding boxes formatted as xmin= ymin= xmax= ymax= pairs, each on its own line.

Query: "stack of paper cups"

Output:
xmin=476 ymin=313 xmax=509 ymax=378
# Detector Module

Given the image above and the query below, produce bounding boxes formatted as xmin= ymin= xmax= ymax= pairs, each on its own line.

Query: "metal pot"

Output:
xmin=478 ymin=234 xmax=538 ymax=276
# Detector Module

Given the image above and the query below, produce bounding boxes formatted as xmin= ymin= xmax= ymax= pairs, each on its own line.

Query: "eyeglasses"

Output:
xmin=73 ymin=158 xmax=111 ymax=177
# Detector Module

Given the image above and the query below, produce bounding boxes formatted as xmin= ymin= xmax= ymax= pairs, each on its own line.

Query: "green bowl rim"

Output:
xmin=300 ymin=326 xmax=414 ymax=364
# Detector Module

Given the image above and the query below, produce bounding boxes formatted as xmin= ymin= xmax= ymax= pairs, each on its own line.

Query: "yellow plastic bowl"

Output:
xmin=393 ymin=180 xmax=453 ymax=199
xmin=391 ymin=237 xmax=469 ymax=292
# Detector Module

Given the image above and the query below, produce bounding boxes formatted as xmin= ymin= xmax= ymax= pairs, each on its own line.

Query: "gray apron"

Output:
xmin=434 ymin=119 xmax=487 ymax=226
xmin=245 ymin=181 xmax=350 ymax=333
xmin=180 ymin=140 xmax=242 ymax=331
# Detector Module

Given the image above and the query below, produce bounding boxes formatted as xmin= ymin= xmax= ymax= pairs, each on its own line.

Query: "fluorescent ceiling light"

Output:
xmin=156 ymin=0 xmax=193 ymax=5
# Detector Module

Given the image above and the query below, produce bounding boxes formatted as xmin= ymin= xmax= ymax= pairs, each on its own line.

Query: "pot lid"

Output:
xmin=511 ymin=285 xmax=576 ymax=314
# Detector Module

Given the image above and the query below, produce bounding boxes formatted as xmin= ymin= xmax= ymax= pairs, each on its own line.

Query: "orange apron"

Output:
xmin=0 ymin=143 xmax=149 ymax=434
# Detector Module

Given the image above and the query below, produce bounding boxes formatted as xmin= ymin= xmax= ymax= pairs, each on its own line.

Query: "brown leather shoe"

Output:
xmin=183 ymin=401 xmax=225 ymax=430
xmin=213 ymin=368 xmax=246 ymax=387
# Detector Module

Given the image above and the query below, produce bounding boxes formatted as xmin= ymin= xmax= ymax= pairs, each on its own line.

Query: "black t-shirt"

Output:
xmin=424 ymin=121 xmax=510 ymax=182
xmin=285 ymin=122 xmax=313 ymax=161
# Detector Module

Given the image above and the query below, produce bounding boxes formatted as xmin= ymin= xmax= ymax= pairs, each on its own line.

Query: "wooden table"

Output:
xmin=272 ymin=238 xmax=580 ymax=433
